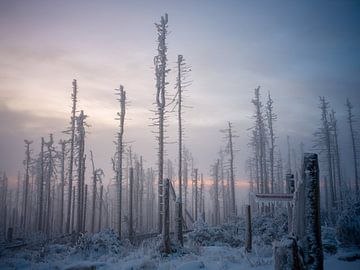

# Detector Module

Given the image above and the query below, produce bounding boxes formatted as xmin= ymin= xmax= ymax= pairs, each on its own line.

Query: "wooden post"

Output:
xmin=245 ymin=205 xmax=252 ymax=253
xmin=303 ymin=153 xmax=323 ymax=270
xmin=163 ymin=178 xmax=171 ymax=253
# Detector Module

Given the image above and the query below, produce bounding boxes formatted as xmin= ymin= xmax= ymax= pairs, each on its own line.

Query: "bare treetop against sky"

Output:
xmin=0 ymin=0 xmax=359 ymax=190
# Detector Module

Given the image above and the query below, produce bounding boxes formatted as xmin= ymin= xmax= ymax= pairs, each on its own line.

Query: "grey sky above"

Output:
xmin=0 ymin=0 xmax=359 ymax=195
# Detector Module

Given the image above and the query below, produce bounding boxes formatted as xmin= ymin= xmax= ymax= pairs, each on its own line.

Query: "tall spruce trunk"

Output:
xmin=66 ymin=80 xmax=78 ymax=233
xmin=116 ymin=86 xmax=126 ymax=238
xmin=59 ymin=141 xmax=66 ymax=234
xmin=177 ymin=54 xmax=184 ymax=245
xmin=98 ymin=185 xmax=103 ymax=232
xmin=38 ymin=137 xmax=45 ymax=231
xmin=23 ymin=140 xmax=32 ymax=231
xmin=228 ymin=122 xmax=236 ymax=215
xmin=320 ymin=97 xmax=336 ymax=212
xmin=155 ymin=14 xmax=169 ymax=234
xmin=214 ymin=160 xmax=220 ymax=225
xmin=346 ymin=99 xmax=359 ymax=196
xmin=129 ymin=168 xmax=134 ymax=242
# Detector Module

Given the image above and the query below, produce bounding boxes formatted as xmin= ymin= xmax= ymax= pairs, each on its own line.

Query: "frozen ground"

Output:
xmin=1 ymin=214 xmax=359 ymax=270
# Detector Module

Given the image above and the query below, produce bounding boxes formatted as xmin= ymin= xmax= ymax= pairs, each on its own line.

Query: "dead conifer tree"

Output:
xmin=175 ymin=54 xmax=190 ymax=244
xmin=329 ymin=110 xmax=343 ymax=209
xmin=266 ymin=92 xmax=277 ymax=194
xmin=251 ymin=87 xmax=268 ymax=196
xmin=114 ymin=85 xmax=126 ymax=238
xmin=91 ymin=151 xmax=104 ymax=233
xmin=76 ymin=111 xmax=87 ymax=233
xmin=59 ymin=140 xmax=67 ymax=234
xmin=317 ymin=97 xmax=336 ymax=212
xmin=154 ymin=13 xmax=169 ymax=234
xmin=38 ymin=137 xmax=45 ymax=231
xmin=98 ymin=184 xmax=103 ymax=232
xmin=223 ymin=122 xmax=236 ymax=215
xmin=346 ymin=98 xmax=359 ymax=196
xmin=23 ymin=140 xmax=32 ymax=231
xmin=213 ymin=160 xmax=220 ymax=225
xmin=65 ymin=80 xmax=78 ymax=234
xmin=45 ymin=134 xmax=55 ymax=236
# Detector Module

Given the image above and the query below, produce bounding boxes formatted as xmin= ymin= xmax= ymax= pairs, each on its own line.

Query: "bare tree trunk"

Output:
xmin=214 ymin=160 xmax=220 ymax=225
xmin=176 ymin=54 xmax=184 ymax=245
xmin=38 ymin=137 xmax=45 ymax=232
xmin=154 ymin=14 xmax=169 ymax=234
xmin=129 ymin=168 xmax=134 ymax=242
xmin=66 ymin=79 xmax=78 ymax=234
xmin=71 ymin=186 xmax=75 ymax=232
xmin=303 ymin=153 xmax=323 ymax=270
xmin=163 ymin=178 xmax=171 ymax=253
xmin=228 ymin=122 xmax=236 ymax=215
xmin=320 ymin=97 xmax=336 ymax=212
xmin=330 ymin=110 xmax=343 ymax=209
xmin=91 ymin=151 xmax=97 ymax=234
xmin=346 ymin=98 xmax=359 ymax=196
xmin=266 ymin=92 xmax=277 ymax=194
xmin=59 ymin=140 xmax=66 ymax=234
xmin=115 ymin=85 xmax=126 ymax=238
xmin=139 ymin=156 xmax=144 ymax=232
xmin=83 ymin=184 xmax=87 ymax=232
xmin=98 ymin=185 xmax=103 ymax=232
xmin=23 ymin=140 xmax=32 ymax=232
xmin=194 ymin=168 xmax=198 ymax=221
xmin=45 ymin=134 xmax=54 ymax=236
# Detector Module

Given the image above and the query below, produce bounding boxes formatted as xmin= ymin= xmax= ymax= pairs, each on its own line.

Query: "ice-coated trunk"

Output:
xmin=303 ymin=153 xmax=323 ymax=270
xmin=214 ymin=160 xmax=220 ymax=225
xmin=177 ymin=54 xmax=184 ymax=245
xmin=38 ymin=137 xmax=45 ymax=231
xmin=116 ymin=86 xmax=126 ymax=238
xmin=154 ymin=14 xmax=168 ymax=234
xmin=228 ymin=122 xmax=236 ymax=215
xmin=129 ymin=168 xmax=134 ymax=242
xmin=98 ymin=185 xmax=103 ymax=232
xmin=59 ymin=141 xmax=66 ymax=234
xmin=23 ymin=140 xmax=32 ymax=231
xmin=66 ymin=79 xmax=78 ymax=234
xmin=162 ymin=178 xmax=171 ymax=253
xmin=346 ymin=99 xmax=359 ymax=196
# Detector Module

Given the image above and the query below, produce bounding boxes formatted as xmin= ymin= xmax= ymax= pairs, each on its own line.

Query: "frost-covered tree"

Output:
xmin=58 ymin=140 xmax=67 ymax=234
xmin=22 ymin=139 xmax=32 ymax=231
xmin=329 ymin=110 xmax=343 ymax=209
xmin=175 ymin=54 xmax=190 ymax=245
xmin=266 ymin=92 xmax=277 ymax=194
xmin=251 ymin=87 xmax=268 ymax=195
xmin=314 ymin=97 xmax=336 ymax=215
xmin=346 ymin=98 xmax=359 ymax=196
xmin=91 ymin=150 xmax=104 ymax=233
xmin=76 ymin=111 xmax=87 ymax=233
xmin=153 ymin=13 xmax=169 ymax=234
xmin=114 ymin=85 xmax=126 ymax=238
xmin=65 ymin=80 xmax=78 ymax=234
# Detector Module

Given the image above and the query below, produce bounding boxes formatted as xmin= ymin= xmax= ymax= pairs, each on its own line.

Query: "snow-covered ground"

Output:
xmin=1 ymin=214 xmax=359 ymax=270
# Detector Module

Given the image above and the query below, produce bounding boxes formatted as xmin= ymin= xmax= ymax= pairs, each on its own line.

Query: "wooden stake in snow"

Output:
xmin=245 ymin=204 xmax=252 ymax=253
xmin=303 ymin=153 xmax=323 ymax=270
